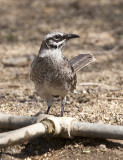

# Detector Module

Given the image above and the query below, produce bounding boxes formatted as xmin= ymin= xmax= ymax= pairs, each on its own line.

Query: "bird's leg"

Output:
xmin=46 ymin=105 xmax=51 ymax=114
xmin=61 ymin=97 xmax=66 ymax=116
xmin=46 ymin=101 xmax=52 ymax=114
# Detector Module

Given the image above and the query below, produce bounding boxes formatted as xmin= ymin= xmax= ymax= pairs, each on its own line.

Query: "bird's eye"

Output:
xmin=54 ymin=35 xmax=61 ymax=40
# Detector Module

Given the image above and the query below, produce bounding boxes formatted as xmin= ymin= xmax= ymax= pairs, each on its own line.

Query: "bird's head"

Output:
xmin=40 ymin=32 xmax=80 ymax=50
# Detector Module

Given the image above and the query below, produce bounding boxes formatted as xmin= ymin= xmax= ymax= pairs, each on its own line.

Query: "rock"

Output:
xmin=99 ymin=144 xmax=107 ymax=150
xmin=82 ymin=89 xmax=87 ymax=94
xmin=2 ymin=56 xmax=28 ymax=67
xmin=29 ymin=95 xmax=34 ymax=99
xmin=18 ymin=97 xmax=26 ymax=103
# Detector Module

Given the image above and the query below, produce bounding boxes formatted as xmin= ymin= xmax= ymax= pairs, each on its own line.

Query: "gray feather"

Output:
xmin=69 ymin=54 xmax=95 ymax=72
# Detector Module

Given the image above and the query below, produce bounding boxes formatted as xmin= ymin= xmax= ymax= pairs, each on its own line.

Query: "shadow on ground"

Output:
xmin=2 ymin=137 xmax=123 ymax=159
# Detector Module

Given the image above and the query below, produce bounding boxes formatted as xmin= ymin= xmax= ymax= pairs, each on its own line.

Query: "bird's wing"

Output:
xmin=69 ymin=54 xmax=95 ymax=72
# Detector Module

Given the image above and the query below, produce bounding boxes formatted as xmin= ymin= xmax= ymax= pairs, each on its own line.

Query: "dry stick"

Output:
xmin=0 ymin=123 xmax=46 ymax=148
xmin=78 ymin=82 xmax=101 ymax=86
xmin=71 ymin=121 xmax=123 ymax=140
xmin=0 ymin=114 xmax=123 ymax=148
xmin=106 ymin=97 xmax=123 ymax=101
xmin=0 ymin=113 xmax=36 ymax=129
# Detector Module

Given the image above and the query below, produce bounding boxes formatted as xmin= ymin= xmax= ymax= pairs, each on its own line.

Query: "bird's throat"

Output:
xmin=39 ymin=49 xmax=64 ymax=62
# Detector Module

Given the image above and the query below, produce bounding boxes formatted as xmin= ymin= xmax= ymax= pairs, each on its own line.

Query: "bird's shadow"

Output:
xmin=2 ymin=137 xmax=123 ymax=159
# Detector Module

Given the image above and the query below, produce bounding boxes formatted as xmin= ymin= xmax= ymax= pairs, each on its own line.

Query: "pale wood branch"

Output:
xmin=0 ymin=113 xmax=123 ymax=148
xmin=0 ymin=113 xmax=36 ymax=129
xmin=0 ymin=123 xmax=46 ymax=148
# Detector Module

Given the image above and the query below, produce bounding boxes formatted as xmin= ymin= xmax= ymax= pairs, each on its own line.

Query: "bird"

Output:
xmin=30 ymin=32 xmax=95 ymax=116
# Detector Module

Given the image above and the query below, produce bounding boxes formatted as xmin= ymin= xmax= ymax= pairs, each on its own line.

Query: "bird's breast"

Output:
xmin=30 ymin=55 xmax=76 ymax=94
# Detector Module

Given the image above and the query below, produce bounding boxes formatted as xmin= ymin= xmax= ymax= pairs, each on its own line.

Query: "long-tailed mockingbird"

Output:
xmin=30 ymin=32 xmax=95 ymax=116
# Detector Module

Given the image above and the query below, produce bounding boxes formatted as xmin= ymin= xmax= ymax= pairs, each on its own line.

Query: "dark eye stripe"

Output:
xmin=54 ymin=35 xmax=61 ymax=39
xmin=49 ymin=44 xmax=57 ymax=49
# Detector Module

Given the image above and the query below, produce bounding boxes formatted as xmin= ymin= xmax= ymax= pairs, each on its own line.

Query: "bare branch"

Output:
xmin=0 ymin=113 xmax=36 ymax=129
xmin=71 ymin=121 xmax=123 ymax=140
xmin=0 ymin=114 xmax=123 ymax=148
xmin=78 ymin=82 xmax=101 ymax=86
xmin=0 ymin=123 xmax=46 ymax=148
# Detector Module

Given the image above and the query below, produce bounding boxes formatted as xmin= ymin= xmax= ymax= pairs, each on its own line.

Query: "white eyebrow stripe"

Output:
xmin=51 ymin=39 xmax=66 ymax=47
xmin=44 ymin=32 xmax=64 ymax=40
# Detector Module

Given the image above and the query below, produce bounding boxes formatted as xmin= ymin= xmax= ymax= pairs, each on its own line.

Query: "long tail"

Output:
xmin=69 ymin=54 xmax=95 ymax=72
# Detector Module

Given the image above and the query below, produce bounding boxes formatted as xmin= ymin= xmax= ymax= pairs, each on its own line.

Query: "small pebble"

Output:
xmin=19 ymin=97 xmax=26 ymax=103
xmin=99 ymin=144 xmax=107 ymax=150
xmin=82 ymin=89 xmax=87 ymax=94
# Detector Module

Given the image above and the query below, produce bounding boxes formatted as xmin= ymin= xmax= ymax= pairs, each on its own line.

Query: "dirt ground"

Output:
xmin=0 ymin=0 xmax=123 ymax=159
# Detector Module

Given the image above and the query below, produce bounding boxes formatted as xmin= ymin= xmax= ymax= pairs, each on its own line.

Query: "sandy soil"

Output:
xmin=0 ymin=0 xmax=123 ymax=159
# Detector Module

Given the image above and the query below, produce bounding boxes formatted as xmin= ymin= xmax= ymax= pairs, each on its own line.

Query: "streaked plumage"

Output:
xmin=30 ymin=32 xmax=95 ymax=116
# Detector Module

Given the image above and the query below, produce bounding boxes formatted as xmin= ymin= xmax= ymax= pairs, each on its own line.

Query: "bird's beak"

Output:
xmin=65 ymin=34 xmax=80 ymax=40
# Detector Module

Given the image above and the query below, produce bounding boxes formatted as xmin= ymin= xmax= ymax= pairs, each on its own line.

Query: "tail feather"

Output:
xmin=69 ymin=54 xmax=95 ymax=72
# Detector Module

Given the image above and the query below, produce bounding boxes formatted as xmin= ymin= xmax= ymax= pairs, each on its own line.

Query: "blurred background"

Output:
xmin=0 ymin=0 xmax=123 ymax=159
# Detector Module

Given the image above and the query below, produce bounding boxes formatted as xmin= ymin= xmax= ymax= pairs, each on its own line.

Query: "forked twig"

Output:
xmin=0 ymin=113 xmax=123 ymax=148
